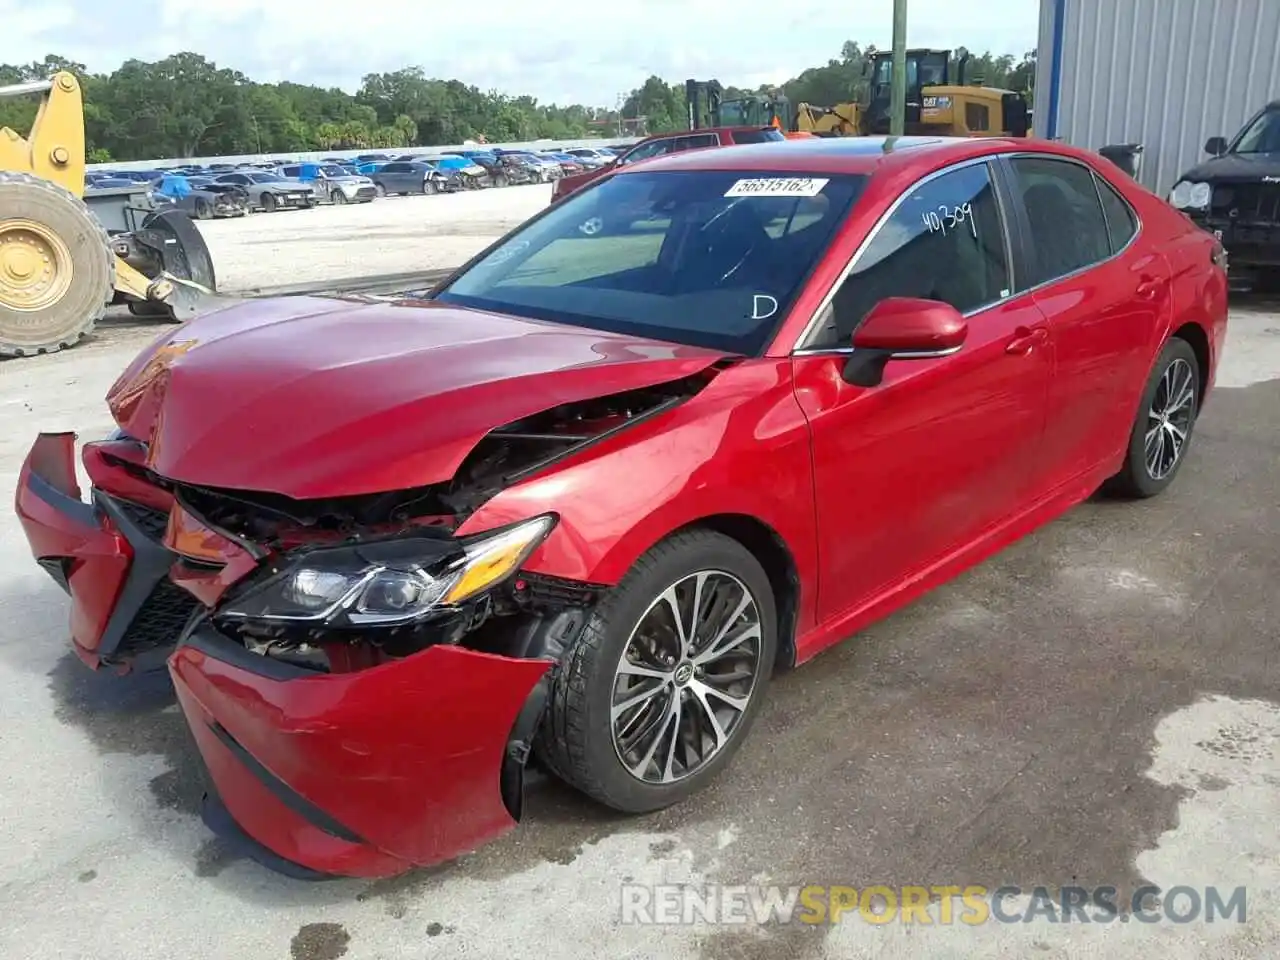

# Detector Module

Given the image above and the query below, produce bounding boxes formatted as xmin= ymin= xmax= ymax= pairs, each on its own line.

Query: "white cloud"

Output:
xmin=0 ymin=0 xmax=1039 ymax=105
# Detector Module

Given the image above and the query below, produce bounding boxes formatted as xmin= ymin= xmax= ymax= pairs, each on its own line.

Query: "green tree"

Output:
xmin=1 ymin=40 xmax=1033 ymax=162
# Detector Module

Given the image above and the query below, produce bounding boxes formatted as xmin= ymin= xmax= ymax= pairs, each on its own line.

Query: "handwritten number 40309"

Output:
xmin=922 ymin=202 xmax=978 ymax=239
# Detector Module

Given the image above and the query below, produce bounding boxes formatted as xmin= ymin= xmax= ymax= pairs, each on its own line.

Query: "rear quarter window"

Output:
xmin=1095 ymin=175 xmax=1139 ymax=253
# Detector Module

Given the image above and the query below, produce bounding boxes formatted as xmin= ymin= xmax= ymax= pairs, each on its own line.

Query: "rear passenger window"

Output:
xmin=1010 ymin=157 xmax=1112 ymax=286
xmin=1095 ymin=176 xmax=1138 ymax=253
xmin=810 ymin=161 xmax=1010 ymax=347
xmin=675 ymin=134 xmax=719 ymax=150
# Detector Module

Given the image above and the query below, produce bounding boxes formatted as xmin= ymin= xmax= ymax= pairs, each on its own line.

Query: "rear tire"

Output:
xmin=0 ymin=172 xmax=112 ymax=356
xmin=538 ymin=530 xmax=777 ymax=814
xmin=1105 ymin=337 xmax=1201 ymax=499
xmin=193 ymin=199 xmax=212 ymax=220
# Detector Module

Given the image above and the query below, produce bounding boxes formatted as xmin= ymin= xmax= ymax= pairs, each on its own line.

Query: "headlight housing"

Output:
xmin=218 ymin=514 xmax=556 ymax=626
xmin=1170 ymin=180 xmax=1212 ymax=210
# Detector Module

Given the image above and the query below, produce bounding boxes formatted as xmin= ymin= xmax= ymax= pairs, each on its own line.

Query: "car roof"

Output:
xmin=621 ymin=135 xmax=1089 ymax=178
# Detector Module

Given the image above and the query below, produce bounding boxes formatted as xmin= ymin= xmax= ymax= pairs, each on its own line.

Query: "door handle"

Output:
xmin=1005 ymin=325 xmax=1048 ymax=355
xmin=1136 ymin=275 xmax=1165 ymax=300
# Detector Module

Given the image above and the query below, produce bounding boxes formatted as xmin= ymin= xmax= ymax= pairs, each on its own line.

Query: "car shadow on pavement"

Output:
xmin=45 ymin=653 xmax=210 ymax=817
xmin=40 ymin=637 xmax=643 ymax=903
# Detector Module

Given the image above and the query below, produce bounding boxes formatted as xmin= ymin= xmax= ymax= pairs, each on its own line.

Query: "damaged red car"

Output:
xmin=17 ymin=136 xmax=1227 ymax=880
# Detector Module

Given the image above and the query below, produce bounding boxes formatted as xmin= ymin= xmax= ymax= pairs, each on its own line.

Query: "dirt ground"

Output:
xmin=1 ymin=187 xmax=1279 ymax=959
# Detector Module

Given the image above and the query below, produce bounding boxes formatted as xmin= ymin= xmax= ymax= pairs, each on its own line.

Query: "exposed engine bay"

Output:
xmin=100 ymin=370 xmax=718 ymax=675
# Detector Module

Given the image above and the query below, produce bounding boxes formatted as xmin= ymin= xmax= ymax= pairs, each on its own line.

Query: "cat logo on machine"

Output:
xmin=922 ymin=96 xmax=952 ymax=110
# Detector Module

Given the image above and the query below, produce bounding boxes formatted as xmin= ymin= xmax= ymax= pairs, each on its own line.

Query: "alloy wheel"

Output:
xmin=1145 ymin=357 xmax=1195 ymax=481
xmin=610 ymin=570 xmax=764 ymax=784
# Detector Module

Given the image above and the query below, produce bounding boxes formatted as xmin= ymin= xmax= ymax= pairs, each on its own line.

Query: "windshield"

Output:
xmin=1234 ymin=109 xmax=1280 ymax=154
xmin=874 ymin=57 xmax=921 ymax=90
xmin=250 ymin=172 xmax=284 ymax=183
xmin=319 ymin=164 xmax=348 ymax=176
xmin=434 ymin=170 xmax=866 ymax=355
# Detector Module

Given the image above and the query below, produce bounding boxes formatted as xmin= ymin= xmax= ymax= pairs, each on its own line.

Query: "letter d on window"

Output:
xmin=752 ymin=295 xmax=779 ymax=321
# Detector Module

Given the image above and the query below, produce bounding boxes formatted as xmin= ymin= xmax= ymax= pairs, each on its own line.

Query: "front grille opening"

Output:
xmin=116 ymin=579 xmax=201 ymax=659
xmin=115 ymin=498 xmax=169 ymax=540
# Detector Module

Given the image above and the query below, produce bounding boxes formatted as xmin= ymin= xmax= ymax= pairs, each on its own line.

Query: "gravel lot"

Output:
xmin=202 ymin=182 xmax=555 ymax=291
xmin=2 ymin=186 xmax=1280 ymax=959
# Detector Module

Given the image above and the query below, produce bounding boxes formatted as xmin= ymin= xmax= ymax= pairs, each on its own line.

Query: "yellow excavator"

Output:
xmin=794 ymin=102 xmax=862 ymax=136
xmin=862 ymin=49 xmax=1030 ymax=138
xmin=792 ymin=49 xmax=1031 ymax=139
xmin=0 ymin=72 xmax=215 ymax=356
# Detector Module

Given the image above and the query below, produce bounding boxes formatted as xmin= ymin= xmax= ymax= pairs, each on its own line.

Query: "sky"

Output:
xmin=1 ymin=0 xmax=1041 ymax=107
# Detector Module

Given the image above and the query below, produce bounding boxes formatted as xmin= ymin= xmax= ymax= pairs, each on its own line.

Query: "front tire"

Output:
xmin=260 ymin=192 xmax=277 ymax=213
xmin=1106 ymin=337 xmax=1200 ymax=499
xmin=539 ymin=530 xmax=777 ymax=814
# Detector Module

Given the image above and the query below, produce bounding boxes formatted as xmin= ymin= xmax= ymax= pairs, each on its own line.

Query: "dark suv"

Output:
xmin=549 ymin=126 xmax=786 ymax=202
xmin=1169 ymin=101 xmax=1280 ymax=286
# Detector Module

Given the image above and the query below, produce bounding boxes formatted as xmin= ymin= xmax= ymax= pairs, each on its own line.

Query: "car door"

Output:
xmin=1002 ymin=155 xmax=1169 ymax=487
xmin=377 ymin=162 xmax=403 ymax=192
xmin=790 ymin=158 xmax=1053 ymax=624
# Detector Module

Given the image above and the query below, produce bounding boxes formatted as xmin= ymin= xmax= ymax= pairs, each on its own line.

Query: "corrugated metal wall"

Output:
xmin=1036 ymin=0 xmax=1280 ymax=197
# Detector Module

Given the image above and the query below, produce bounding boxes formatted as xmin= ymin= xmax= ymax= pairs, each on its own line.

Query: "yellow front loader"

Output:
xmin=0 ymin=72 xmax=216 ymax=356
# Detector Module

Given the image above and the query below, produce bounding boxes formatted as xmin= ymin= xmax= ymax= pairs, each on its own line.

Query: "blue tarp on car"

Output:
xmin=157 ymin=174 xmax=192 ymax=198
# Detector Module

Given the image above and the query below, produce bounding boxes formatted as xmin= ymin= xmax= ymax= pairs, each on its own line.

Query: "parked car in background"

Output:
xmin=158 ymin=173 xmax=250 ymax=219
xmin=432 ymin=155 xmax=490 ymax=189
xmin=279 ymin=162 xmax=378 ymax=204
xmin=551 ymin=126 xmax=786 ymax=202
xmin=1169 ymin=100 xmax=1280 ymax=289
xmin=441 ymin=150 xmax=506 ymax=186
xmin=370 ymin=160 xmax=452 ymax=196
xmin=210 ymin=171 xmax=316 ymax=211
xmin=539 ymin=152 xmax=586 ymax=176
xmin=566 ymin=148 xmax=612 ymax=169
xmin=496 ymin=150 xmax=562 ymax=182
xmin=497 ymin=153 xmax=541 ymax=185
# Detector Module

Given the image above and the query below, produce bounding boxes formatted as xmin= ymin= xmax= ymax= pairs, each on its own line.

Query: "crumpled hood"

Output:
xmin=106 ymin=297 xmax=726 ymax=499
xmin=1179 ymin=151 xmax=1280 ymax=183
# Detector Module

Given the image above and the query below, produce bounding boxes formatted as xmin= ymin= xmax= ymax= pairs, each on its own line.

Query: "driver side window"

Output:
xmin=805 ymin=161 xmax=1011 ymax=349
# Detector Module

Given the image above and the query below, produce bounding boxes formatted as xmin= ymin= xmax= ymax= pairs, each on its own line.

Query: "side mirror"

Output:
xmin=840 ymin=297 xmax=967 ymax=387
xmin=1205 ymin=136 xmax=1228 ymax=156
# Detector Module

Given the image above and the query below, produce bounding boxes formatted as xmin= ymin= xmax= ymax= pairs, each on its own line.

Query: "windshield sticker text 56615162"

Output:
xmin=724 ymin=177 xmax=829 ymax=198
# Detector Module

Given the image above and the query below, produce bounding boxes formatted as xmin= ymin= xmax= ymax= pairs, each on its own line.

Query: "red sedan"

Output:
xmin=16 ymin=135 xmax=1227 ymax=880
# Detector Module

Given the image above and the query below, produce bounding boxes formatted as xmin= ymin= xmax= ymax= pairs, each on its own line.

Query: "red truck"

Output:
xmin=549 ymin=125 xmax=786 ymax=202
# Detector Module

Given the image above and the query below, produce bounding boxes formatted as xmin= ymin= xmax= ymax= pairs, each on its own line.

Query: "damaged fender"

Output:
xmin=456 ymin=359 xmax=822 ymax=635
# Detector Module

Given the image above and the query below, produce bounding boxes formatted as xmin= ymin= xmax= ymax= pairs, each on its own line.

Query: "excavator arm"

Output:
xmin=0 ymin=72 xmax=215 ymax=356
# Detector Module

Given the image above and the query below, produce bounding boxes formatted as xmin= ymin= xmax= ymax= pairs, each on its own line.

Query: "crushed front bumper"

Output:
xmin=16 ymin=431 xmax=558 ymax=878
xmin=171 ymin=626 xmax=551 ymax=878
xmin=16 ymin=433 xmax=198 ymax=670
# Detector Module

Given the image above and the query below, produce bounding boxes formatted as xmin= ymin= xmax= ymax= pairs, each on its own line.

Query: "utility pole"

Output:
xmin=889 ymin=0 xmax=908 ymax=137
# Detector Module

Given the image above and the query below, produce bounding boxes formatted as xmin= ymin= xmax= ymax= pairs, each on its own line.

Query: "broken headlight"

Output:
xmin=218 ymin=514 xmax=556 ymax=626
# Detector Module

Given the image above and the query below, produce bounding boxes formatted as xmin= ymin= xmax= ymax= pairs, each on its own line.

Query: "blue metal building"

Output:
xmin=1035 ymin=0 xmax=1280 ymax=195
